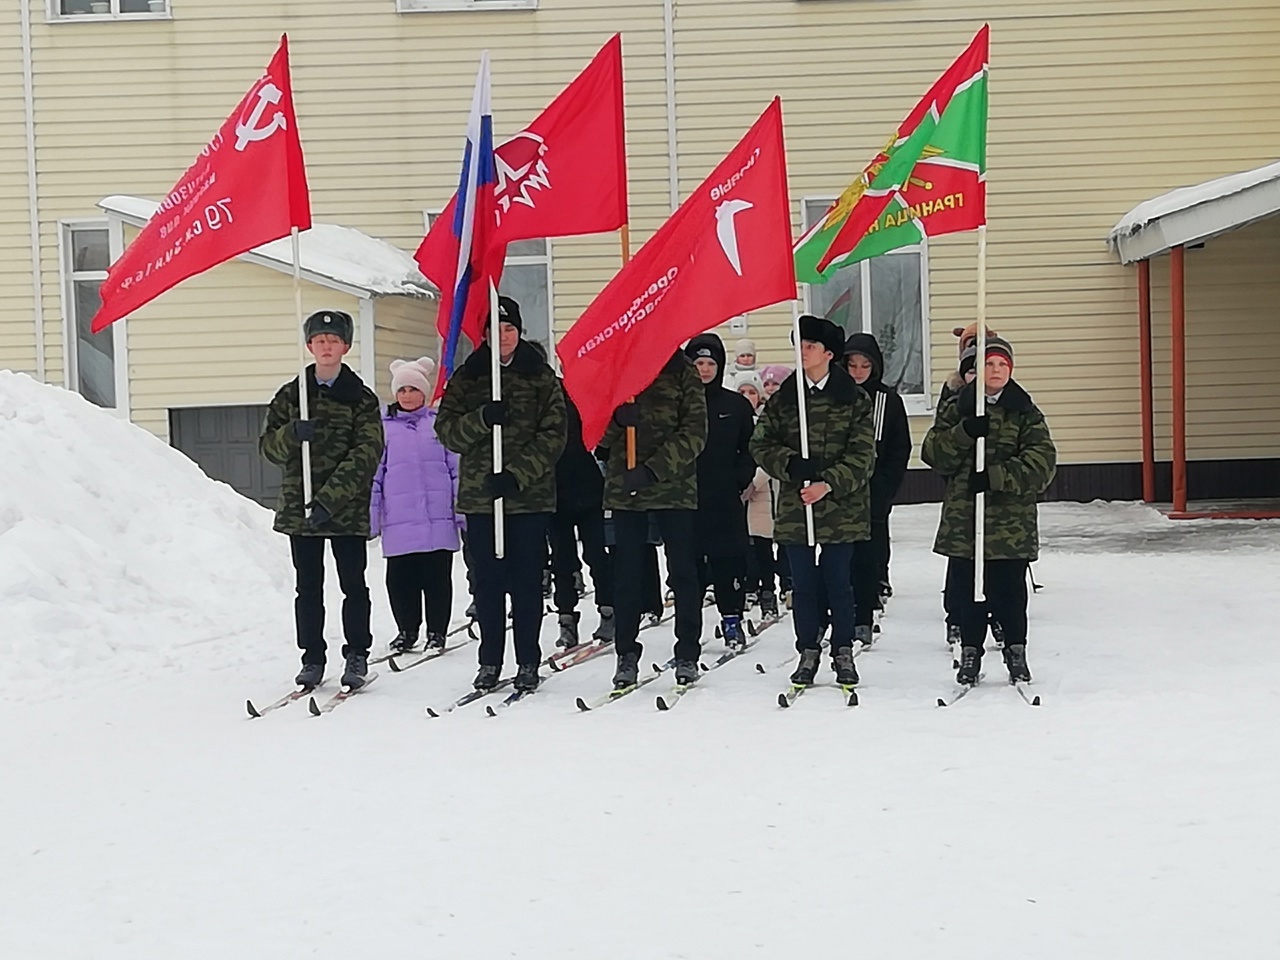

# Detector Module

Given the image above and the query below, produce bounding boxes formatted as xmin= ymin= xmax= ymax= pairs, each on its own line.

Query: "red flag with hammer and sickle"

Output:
xmin=91 ymin=35 xmax=311 ymax=332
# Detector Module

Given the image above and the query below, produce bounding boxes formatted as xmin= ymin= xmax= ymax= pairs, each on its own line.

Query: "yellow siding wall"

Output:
xmin=0 ymin=1 xmax=36 ymax=374
xmin=8 ymin=0 xmax=1280 ymax=470
xmin=1147 ymin=217 xmax=1280 ymax=461
xmin=673 ymin=0 xmax=1280 ymax=465
xmin=372 ymin=295 xmax=438 ymax=400
xmin=20 ymin=0 xmax=673 ymax=399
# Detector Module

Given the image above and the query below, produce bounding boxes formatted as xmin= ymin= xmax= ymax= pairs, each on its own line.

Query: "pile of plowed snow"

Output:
xmin=0 ymin=371 xmax=291 ymax=698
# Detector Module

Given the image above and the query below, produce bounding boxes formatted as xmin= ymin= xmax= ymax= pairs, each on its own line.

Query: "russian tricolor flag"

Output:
xmin=419 ymin=52 xmax=503 ymax=396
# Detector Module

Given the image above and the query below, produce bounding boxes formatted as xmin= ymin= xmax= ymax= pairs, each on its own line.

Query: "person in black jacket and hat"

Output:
xmin=684 ymin=333 xmax=757 ymax=647
xmin=549 ymin=375 xmax=615 ymax=649
xmin=843 ymin=333 xmax=911 ymax=643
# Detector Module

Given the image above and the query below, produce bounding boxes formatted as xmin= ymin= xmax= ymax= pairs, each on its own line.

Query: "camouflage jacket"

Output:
xmin=600 ymin=353 xmax=707 ymax=512
xmin=750 ymin=366 xmax=876 ymax=544
xmin=260 ymin=364 xmax=385 ymax=537
xmin=435 ymin=340 xmax=566 ymax=516
xmin=920 ymin=379 xmax=1057 ymax=560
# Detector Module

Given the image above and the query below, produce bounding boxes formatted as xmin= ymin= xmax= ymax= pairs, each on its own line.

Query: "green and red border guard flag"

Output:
xmin=91 ymin=35 xmax=310 ymax=332
xmin=559 ymin=98 xmax=795 ymax=449
xmin=796 ymin=25 xmax=989 ymax=281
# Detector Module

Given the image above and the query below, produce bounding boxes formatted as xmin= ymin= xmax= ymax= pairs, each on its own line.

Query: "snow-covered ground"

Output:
xmin=3 ymin=370 xmax=1280 ymax=958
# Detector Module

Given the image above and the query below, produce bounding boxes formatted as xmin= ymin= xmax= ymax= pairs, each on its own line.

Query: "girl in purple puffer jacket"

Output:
xmin=370 ymin=358 xmax=463 ymax=653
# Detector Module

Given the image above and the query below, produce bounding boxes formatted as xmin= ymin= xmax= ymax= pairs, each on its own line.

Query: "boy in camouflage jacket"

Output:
xmin=750 ymin=315 xmax=876 ymax=689
xmin=260 ymin=309 xmax=385 ymax=691
xmin=921 ymin=335 xmax=1057 ymax=686
xmin=435 ymin=296 xmax=566 ymax=693
xmin=600 ymin=351 xmax=707 ymax=690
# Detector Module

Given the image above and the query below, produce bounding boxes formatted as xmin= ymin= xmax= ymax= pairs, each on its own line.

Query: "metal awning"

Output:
xmin=1107 ymin=160 xmax=1280 ymax=264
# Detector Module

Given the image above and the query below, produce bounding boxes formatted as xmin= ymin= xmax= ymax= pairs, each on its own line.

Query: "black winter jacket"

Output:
xmin=844 ymin=333 xmax=912 ymax=521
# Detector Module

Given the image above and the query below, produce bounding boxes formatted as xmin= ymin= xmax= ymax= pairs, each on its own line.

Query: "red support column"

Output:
xmin=1171 ymin=245 xmax=1187 ymax=514
xmin=1138 ymin=259 xmax=1155 ymax=503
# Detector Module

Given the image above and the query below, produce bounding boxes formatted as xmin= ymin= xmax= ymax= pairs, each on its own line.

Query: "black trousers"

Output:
xmin=550 ymin=505 xmax=613 ymax=613
xmin=290 ymin=535 xmax=372 ymax=665
xmin=641 ymin=543 xmax=663 ymax=615
xmin=697 ymin=554 xmax=745 ymax=617
xmin=945 ymin=558 xmax=1029 ymax=650
xmin=870 ymin=515 xmax=891 ymax=591
xmin=744 ymin=536 xmax=777 ymax=594
xmin=785 ymin=543 xmax=856 ymax=652
xmin=850 ymin=538 xmax=879 ymax=627
xmin=466 ymin=512 xmax=550 ymax=668
xmin=613 ymin=510 xmax=702 ymax=661
xmin=385 ymin=550 xmax=453 ymax=637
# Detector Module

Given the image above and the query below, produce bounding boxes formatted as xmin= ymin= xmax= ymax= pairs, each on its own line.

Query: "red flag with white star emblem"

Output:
xmin=416 ymin=34 xmax=627 ymax=302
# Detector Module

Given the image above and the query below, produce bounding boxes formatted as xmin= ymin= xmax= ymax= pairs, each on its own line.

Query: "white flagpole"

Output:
xmin=974 ymin=224 xmax=987 ymax=602
xmin=790 ymin=300 xmax=816 ymax=548
xmin=292 ymin=226 xmax=314 ymax=513
xmin=489 ymin=279 xmax=505 ymax=559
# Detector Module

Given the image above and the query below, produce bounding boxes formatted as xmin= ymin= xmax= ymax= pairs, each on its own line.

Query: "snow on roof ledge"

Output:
xmin=1107 ymin=161 xmax=1280 ymax=264
xmin=98 ymin=195 xmax=436 ymax=299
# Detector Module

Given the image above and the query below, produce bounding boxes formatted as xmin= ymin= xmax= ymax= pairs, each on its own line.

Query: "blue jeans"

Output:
xmin=785 ymin=543 xmax=856 ymax=651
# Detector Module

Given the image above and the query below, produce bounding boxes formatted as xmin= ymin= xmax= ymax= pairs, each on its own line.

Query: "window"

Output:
xmin=801 ymin=198 xmax=930 ymax=402
xmin=51 ymin=0 xmax=169 ymax=19
xmin=60 ymin=222 xmax=121 ymax=410
xmin=397 ymin=0 xmax=536 ymax=12
xmin=423 ymin=213 xmax=554 ymax=361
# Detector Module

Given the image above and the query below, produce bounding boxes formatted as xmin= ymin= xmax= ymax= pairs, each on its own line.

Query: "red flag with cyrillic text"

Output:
xmin=91 ymin=35 xmax=311 ymax=332
xmin=558 ymin=98 xmax=795 ymax=449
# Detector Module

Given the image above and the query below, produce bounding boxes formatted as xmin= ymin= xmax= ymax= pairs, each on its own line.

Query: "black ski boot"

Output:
xmin=789 ymin=648 xmax=821 ymax=686
xmin=573 ymin=570 xmax=586 ymax=598
xmin=341 ymin=654 xmax=369 ymax=690
xmin=956 ymin=646 xmax=982 ymax=686
xmin=612 ymin=652 xmax=640 ymax=690
xmin=1004 ymin=644 xmax=1031 ymax=683
xmin=389 ymin=630 xmax=418 ymax=654
xmin=425 ymin=632 xmax=446 ymax=651
xmin=592 ymin=606 xmax=616 ymax=643
xmin=641 ymin=611 xmax=662 ymax=630
xmin=514 ymin=663 xmax=540 ymax=692
xmin=946 ymin=622 xmax=962 ymax=648
xmin=473 ymin=664 xmax=501 ymax=691
xmin=674 ymin=659 xmax=700 ymax=686
xmin=832 ymin=646 xmax=859 ymax=686
xmin=295 ymin=662 xmax=324 ymax=689
xmin=557 ymin=612 xmax=580 ymax=649
xmin=720 ymin=615 xmax=746 ymax=649
xmin=854 ymin=624 xmax=874 ymax=648
xmin=990 ymin=617 xmax=1006 ymax=650
xmin=759 ymin=590 xmax=779 ymax=618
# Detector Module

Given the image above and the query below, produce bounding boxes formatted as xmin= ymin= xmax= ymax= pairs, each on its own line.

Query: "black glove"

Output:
xmin=970 ymin=469 xmax=991 ymax=495
xmin=306 ymin=501 xmax=332 ymax=528
xmin=292 ymin=419 xmax=317 ymax=443
xmin=786 ymin=456 xmax=821 ymax=482
xmin=481 ymin=401 xmax=509 ymax=428
xmin=961 ymin=416 xmax=989 ymax=440
xmin=622 ymin=465 xmax=657 ymax=495
xmin=612 ymin=402 xmax=642 ymax=429
xmin=483 ymin=471 xmax=521 ymax=500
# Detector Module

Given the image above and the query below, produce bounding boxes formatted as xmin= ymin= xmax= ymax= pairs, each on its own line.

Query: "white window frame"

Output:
xmin=47 ymin=0 xmax=171 ymax=22
xmin=422 ymin=210 xmax=555 ymax=362
xmin=58 ymin=218 xmax=130 ymax=417
xmin=800 ymin=196 xmax=933 ymax=415
xmin=397 ymin=0 xmax=536 ymax=13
